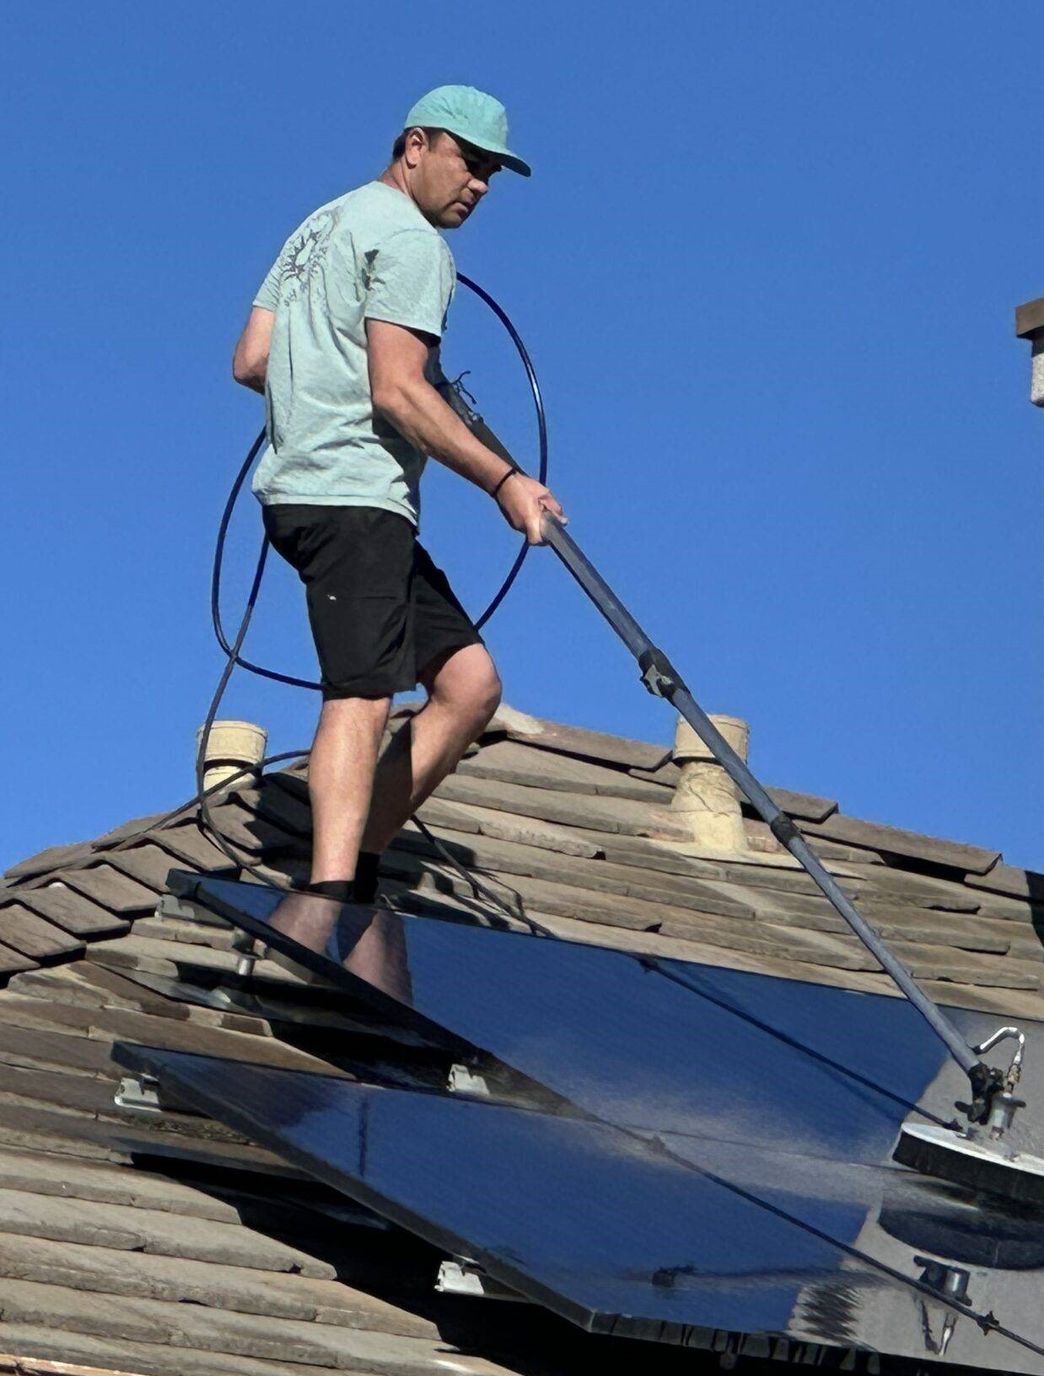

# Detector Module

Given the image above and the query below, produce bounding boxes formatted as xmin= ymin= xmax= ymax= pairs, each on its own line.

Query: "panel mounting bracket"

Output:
xmin=447 ymin=1064 xmax=490 ymax=1097
xmin=155 ymin=891 xmax=231 ymax=929
xmin=436 ymin=1258 xmax=526 ymax=1302
xmin=114 ymin=1073 xmax=162 ymax=1116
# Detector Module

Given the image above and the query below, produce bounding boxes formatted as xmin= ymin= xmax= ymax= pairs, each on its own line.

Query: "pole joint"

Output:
xmin=638 ymin=647 xmax=686 ymax=699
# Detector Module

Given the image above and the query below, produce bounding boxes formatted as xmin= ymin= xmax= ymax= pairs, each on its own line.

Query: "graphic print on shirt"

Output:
xmin=277 ymin=213 xmax=334 ymax=305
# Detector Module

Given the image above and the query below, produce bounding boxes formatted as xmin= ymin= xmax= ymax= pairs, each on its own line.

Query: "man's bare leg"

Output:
xmin=269 ymin=649 xmax=494 ymax=984
xmin=308 ymin=695 xmax=391 ymax=883
xmin=361 ymin=644 xmax=502 ymax=856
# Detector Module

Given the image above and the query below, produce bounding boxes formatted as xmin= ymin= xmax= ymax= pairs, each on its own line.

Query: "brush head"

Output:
xmin=895 ymin=1123 xmax=1044 ymax=1207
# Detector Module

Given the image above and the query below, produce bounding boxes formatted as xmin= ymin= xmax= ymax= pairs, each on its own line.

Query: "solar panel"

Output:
xmin=145 ymin=874 xmax=1044 ymax=1367
xmin=180 ymin=874 xmax=966 ymax=1158
xmin=113 ymin=1041 xmax=1037 ymax=1371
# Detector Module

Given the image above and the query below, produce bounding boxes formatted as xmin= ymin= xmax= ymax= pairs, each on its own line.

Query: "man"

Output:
xmin=232 ymin=85 xmax=564 ymax=908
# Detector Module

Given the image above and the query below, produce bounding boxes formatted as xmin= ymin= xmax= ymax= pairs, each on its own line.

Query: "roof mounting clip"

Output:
xmin=448 ymin=1063 xmax=490 ymax=1097
xmin=437 ymin=1257 xmax=526 ymax=1302
xmin=114 ymin=1073 xmax=161 ymax=1116
xmin=229 ymin=929 xmax=261 ymax=978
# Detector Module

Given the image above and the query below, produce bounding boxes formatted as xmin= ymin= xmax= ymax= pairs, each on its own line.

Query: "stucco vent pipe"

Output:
xmin=670 ymin=713 xmax=750 ymax=853
xmin=195 ymin=720 xmax=268 ymax=794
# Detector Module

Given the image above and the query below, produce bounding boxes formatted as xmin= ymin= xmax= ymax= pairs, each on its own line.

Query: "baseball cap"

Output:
xmin=403 ymin=85 xmax=531 ymax=178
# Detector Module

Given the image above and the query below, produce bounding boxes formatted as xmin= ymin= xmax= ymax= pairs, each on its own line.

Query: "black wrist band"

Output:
xmin=491 ymin=467 xmax=519 ymax=499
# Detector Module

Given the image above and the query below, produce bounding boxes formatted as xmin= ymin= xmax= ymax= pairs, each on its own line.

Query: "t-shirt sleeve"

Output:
xmin=364 ymin=229 xmax=455 ymax=339
xmin=252 ymin=255 xmax=283 ymax=312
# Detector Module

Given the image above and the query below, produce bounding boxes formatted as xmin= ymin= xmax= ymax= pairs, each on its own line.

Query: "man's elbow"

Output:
xmin=371 ymin=379 xmax=407 ymax=425
xmin=232 ymin=346 xmax=266 ymax=391
xmin=372 ymin=373 xmax=431 ymax=428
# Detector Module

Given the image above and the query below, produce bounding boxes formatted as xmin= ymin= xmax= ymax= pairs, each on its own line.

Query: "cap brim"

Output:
xmin=494 ymin=149 xmax=531 ymax=178
xmin=466 ymin=140 xmax=530 ymax=177
xmin=442 ymin=125 xmax=531 ymax=177
xmin=423 ymin=119 xmax=533 ymax=178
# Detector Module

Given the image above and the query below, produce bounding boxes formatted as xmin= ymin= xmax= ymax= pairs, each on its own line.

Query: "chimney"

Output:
xmin=196 ymin=719 xmax=268 ymax=794
xmin=670 ymin=713 xmax=750 ymax=854
xmin=1015 ymin=296 xmax=1044 ymax=406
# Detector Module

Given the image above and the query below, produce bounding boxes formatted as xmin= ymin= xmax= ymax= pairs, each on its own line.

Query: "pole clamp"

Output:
xmin=638 ymin=647 xmax=685 ymax=699
xmin=958 ymin=1061 xmax=1008 ymax=1127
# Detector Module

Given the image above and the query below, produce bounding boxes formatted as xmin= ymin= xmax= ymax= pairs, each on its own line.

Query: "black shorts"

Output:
xmin=262 ymin=504 xmax=483 ymax=700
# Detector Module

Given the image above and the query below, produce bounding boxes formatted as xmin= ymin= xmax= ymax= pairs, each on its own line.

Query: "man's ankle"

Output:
xmin=301 ymin=878 xmax=355 ymax=903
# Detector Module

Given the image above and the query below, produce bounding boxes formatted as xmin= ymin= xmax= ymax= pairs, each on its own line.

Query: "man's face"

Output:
xmin=411 ymin=130 xmax=501 ymax=229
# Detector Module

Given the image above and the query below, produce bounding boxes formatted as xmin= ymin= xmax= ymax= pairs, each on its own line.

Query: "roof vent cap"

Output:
xmin=670 ymin=713 xmax=749 ymax=854
xmin=195 ymin=719 xmax=267 ymax=795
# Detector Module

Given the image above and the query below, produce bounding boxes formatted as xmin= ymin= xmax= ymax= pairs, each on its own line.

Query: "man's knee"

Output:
xmin=427 ymin=645 xmax=502 ymax=725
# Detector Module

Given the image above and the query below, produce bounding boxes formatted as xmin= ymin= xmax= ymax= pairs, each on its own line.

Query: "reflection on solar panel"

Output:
xmin=115 ymin=1041 xmax=1026 ymax=1368
xmin=182 ymin=875 xmax=957 ymax=1154
xmin=160 ymin=874 xmax=1044 ymax=1370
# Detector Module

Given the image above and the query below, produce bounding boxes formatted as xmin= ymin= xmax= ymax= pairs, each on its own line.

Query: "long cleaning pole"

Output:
xmin=435 ymin=364 xmax=1004 ymax=1106
xmin=540 ymin=516 xmax=981 ymax=1077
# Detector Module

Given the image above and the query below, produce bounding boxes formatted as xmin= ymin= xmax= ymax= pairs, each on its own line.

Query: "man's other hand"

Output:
xmin=495 ymin=472 xmax=567 ymax=544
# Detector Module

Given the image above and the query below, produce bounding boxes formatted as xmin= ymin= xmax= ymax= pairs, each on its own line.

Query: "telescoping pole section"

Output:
xmin=540 ymin=516 xmax=981 ymax=1081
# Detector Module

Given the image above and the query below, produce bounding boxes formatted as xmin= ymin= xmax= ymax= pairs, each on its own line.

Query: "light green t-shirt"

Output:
xmin=250 ymin=180 xmax=456 ymax=526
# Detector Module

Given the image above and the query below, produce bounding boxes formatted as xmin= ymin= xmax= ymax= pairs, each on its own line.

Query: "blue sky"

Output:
xmin=2 ymin=3 xmax=1041 ymax=873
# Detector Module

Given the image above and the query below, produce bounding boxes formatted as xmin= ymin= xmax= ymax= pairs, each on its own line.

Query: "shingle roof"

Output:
xmin=0 ymin=705 xmax=1042 ymax=1374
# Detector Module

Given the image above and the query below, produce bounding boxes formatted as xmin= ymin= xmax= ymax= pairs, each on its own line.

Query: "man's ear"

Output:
xmin=402 ymin=126 xmax=430 ymax=169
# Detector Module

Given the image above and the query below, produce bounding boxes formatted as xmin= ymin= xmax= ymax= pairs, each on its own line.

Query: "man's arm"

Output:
xmin=367 ymin=318 xmax=565 ymax=543
xmin=232 ymin=307 xmax=275 ymax=393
